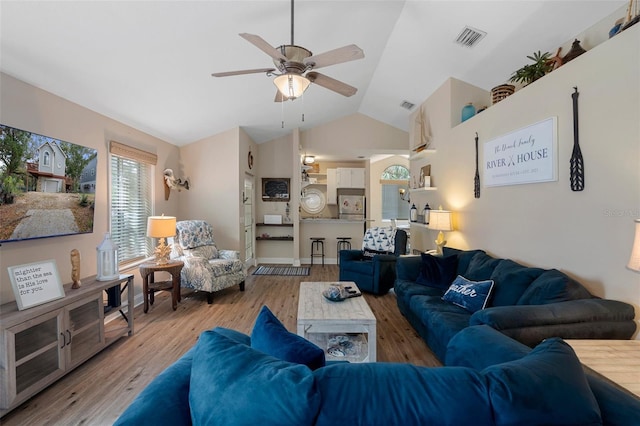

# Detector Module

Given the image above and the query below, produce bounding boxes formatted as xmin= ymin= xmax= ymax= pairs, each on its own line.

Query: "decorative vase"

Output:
xmin=96 ymin=233 xmax=119 ymax=281
xmin=461 ymin=103 xmax=476 ymax=122
xmin=562 ymin=39 xmax=586 ymax=63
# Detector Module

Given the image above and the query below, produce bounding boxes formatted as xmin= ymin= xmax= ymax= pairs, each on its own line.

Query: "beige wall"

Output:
xmin=0 ymin=73 xmax=180 ymax=304
xmin=178 ymin=127 xmax=244 ymax=251
xmin=409 ymin=25 xmax=640 ymax=335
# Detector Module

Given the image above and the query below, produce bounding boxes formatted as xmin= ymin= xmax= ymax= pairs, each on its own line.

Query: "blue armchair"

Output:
xmin=170 ymin=220 xmax=246 ymax=304
xmin=339 ymin=227 xmax=407 ymax=295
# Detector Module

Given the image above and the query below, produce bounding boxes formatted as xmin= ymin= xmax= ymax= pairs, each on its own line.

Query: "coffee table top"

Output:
xmin=297 ymin=282 xmax=375 ymax=324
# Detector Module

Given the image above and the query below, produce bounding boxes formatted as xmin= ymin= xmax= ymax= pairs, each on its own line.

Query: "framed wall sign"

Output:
xmin=262 ymin=178 xmax=290 ymax=201
xmin=483 ymin=117 xmax=558 ymax=187
xmin=8 ymin=260 xmax=65 ymax=310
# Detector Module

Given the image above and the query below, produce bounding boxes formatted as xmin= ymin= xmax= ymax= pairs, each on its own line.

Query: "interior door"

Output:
xmin=243 ymin=178 xmax=255 ymax=268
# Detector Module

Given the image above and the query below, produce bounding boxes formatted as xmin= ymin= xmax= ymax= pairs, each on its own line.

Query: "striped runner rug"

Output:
xmin=252 ymin=266 xmax=310 ymax=276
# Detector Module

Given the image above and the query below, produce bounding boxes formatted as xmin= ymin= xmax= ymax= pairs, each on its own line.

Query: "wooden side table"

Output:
xmin=139 ymin=261 xmax=184 ymax=313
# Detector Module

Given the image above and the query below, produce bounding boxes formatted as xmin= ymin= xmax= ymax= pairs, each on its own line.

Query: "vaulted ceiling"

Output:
xmin=0 ymin=1 xmax=625 ymax=146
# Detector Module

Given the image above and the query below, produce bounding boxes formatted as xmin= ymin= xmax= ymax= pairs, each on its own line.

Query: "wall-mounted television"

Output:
xmin=0 ymin=124 xmax=97 ymax=243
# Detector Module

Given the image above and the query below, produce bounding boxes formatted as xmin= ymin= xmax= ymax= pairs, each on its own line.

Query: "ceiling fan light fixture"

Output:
xmin=274 ymin=73 xmax=310 ymax=100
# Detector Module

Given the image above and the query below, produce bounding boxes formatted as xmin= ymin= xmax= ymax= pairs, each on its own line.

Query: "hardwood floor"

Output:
xmin=1 ymin=265 xmax=440 ymax=425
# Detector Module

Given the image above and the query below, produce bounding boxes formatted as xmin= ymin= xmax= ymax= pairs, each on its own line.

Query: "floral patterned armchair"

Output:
xmin=170 ymin=220 xmax=245 ymax=304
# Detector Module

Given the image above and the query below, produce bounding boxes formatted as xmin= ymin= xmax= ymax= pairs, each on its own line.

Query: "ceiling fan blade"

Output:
xmin=239 ymin=33 xmax=287 ymax=62
xmin=304 ymin=44 xmax=364 ymax=69
xmin=307 ymin=72 xmax=357 ymax=97
xmin=211 ymin=68 xmax=275 ymax=77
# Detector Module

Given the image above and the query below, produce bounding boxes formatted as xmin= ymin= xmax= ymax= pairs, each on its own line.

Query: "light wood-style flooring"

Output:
xmin=1 ymin=265 xmax=439 ymax=425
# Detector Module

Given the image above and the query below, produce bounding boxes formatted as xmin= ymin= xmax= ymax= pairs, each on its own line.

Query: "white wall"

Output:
xmin=409 ymin=25 xmax=640 ymax=336
xmin=0 ymin=73 xmax=180 ymax=303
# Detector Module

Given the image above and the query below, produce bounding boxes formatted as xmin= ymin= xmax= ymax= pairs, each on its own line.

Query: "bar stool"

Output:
xmin=310 ymin=237 xmax=325 ymax=266
xmin=336 ymin=237 xmax=352 ymax=265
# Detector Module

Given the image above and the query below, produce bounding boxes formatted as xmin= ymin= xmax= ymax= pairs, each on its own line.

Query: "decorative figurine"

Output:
xmin=70 ymin=249 xmax=81 ymax=288
xmin=163 ymin=168 xmax=190 ymax=200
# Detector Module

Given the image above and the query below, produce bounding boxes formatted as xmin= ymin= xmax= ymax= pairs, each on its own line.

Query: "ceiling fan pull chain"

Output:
xmin=281 ymin=98 xmax=285 ymax=128
xmin=301 ymin=91 xmax=305 ymax=122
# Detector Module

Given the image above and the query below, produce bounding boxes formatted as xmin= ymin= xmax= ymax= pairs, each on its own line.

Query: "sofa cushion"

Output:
xmin=251 ymin=305 xmax=325 ymax=370
xmin=415 ymin=253 xmax=458 ymax=290
xmin=464 ymin=252 xmax=501 ymax=281
xmin=313 ymin=362 xmax=493 ymax=426
xmin=489 ymin=259 xmax=544 ymax=307
xmin=443 ymin=248 xmax=486 ymax=276
xmin=482 ymin=337 xmax=602 ymax=426
xmin=517 ymin=269 xmax=592 ymax=305
xmin=443 ymin=275 xmax=494 ymax=313
xmin=394 ymin=280 xmax=444 ymax=312
xmin=189 ymin=330 xmax=321 ymax=426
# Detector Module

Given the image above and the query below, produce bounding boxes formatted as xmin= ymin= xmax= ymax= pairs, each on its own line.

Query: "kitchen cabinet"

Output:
xmin=326 ymin=169 xmax=337 ymax=204
xmin=336 ymin=168 xmax=365 ymax=189
xmin=0 ymin=274 xmax=134 ymax=417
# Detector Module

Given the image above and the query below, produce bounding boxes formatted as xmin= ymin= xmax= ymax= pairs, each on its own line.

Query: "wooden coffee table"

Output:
xmin=565 ymin=339 xmax=640 ymax=398
xmin=297 ymin=281 xmax=376 ymax=363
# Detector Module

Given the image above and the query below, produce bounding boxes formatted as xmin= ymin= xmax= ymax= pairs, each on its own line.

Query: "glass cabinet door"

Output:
xmin=67 ymin=295 xmax=104 ymax=368
xmin=3 ymin=310 xmax=65 ymax=409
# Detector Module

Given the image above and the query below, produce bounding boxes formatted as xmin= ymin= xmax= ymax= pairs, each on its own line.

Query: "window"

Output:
xmin=380 ymin=165 xmax=410 ymax=221
xmin=43 ymin=151 xmax=50 ymax=166
xmin=110 ymin=154 xmax=153 ymax=265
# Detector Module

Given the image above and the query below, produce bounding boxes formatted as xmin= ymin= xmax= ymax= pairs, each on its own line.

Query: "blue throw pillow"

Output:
xmin=189 ymin=330 xmax=321 ymax=425
xmin=251 ymin=305 xmax=326 ymax=370
xmin=415 ymin=253 xmax=458 ymax=290
xmin=482 ymin=338 xmax=602 ymax=425
xmin=442 ymin=275 xmax=494 ymax=313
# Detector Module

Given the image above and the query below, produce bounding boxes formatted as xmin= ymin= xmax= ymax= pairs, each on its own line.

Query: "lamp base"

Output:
xmin=434 ymin=231 xmax=447 ymax=256
xmin=153 ymin=238 xmax=172 ymax=265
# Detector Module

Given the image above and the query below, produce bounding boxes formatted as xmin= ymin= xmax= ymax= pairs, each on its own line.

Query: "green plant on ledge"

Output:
xmin=509 ymin=51 xmax=554 ymax=86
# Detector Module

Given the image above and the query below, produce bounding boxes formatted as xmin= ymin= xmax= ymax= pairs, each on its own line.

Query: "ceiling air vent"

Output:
xmin=455 ymin=26 xmax=487 ymax=48
xmin=400 ymin=100 xmax=415 ymax=110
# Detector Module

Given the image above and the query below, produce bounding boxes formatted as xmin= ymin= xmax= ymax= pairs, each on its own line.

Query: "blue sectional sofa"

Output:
xmin=395 ymin=248 xmax=637 ymax=361
xmin=115 ymin=308 xmax=640 ymax=425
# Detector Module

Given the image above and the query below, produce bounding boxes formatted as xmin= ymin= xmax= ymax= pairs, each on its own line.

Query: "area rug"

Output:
xmin=252 ymin=266 xmax=310 ymax=276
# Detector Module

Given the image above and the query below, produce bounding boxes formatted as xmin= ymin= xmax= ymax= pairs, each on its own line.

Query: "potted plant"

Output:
xmin=509 ymin=51 xmax=554 ymax=86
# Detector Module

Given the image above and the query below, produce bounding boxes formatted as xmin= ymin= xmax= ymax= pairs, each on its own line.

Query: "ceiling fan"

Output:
xmin=211 ymin=0 xmax=364 ymax=102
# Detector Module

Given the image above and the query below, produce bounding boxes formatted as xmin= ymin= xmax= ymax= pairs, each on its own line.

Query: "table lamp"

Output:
xmin=428 ymin=207 xmax=453 ymax=255
xmin=627 ymin=219 xmax=640 ymax=273
xmin=147 ymin=215 xmax=176 ymax=265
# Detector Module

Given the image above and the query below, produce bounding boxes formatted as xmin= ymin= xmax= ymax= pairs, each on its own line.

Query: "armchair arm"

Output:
xmin=340 ymin=249 xmax=367 ymax=263
xmin=395 ymin=255 xmax=422 ymax=282
xmin=218 ymin=249 xmax=240 ymax=260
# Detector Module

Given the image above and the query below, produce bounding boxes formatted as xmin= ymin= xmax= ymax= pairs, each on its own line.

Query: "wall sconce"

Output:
xmin=428 ymin=207 xmax=453 ymax=255
xmin=96 ymin=233 xmax=119 ymax=281
xmin=147 ymin=215 xmax=177 ymax=265
xmin=398 ymin=188 xmax=410 ymax=203
xmin=627 ymin=219 xmax=640 ymax=273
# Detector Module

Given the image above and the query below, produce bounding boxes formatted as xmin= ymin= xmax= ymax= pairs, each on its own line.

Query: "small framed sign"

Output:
xmin=8 ymin=260 xmax=65 ymax=310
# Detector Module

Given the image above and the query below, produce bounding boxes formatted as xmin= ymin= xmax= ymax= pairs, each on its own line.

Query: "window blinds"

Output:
xmin=109 ymin=141 xmax=154 ymax=264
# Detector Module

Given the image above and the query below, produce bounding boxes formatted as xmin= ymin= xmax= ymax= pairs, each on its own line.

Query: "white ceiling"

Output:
xmin=0 ymin=1 xmax=625 ymax=147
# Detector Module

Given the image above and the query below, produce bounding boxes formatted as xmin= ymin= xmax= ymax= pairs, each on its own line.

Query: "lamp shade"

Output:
xmin=147 ymin=215 xmax=177 ymax=238
xmin=428 ymin=210 xmax=453 ymax=231
xmin=627 ymin=219 xmax=640 ymax=273
xmin=273 ymin=74 xmax=310 ymax=99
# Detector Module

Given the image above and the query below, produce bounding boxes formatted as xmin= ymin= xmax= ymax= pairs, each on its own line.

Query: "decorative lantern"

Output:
xmin=97 ymin=232 xmax=119 ymax=281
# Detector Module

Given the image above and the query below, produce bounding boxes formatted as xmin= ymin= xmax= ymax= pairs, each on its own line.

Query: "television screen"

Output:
xmin=0 ymin=124 xmax=97 ymax=243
